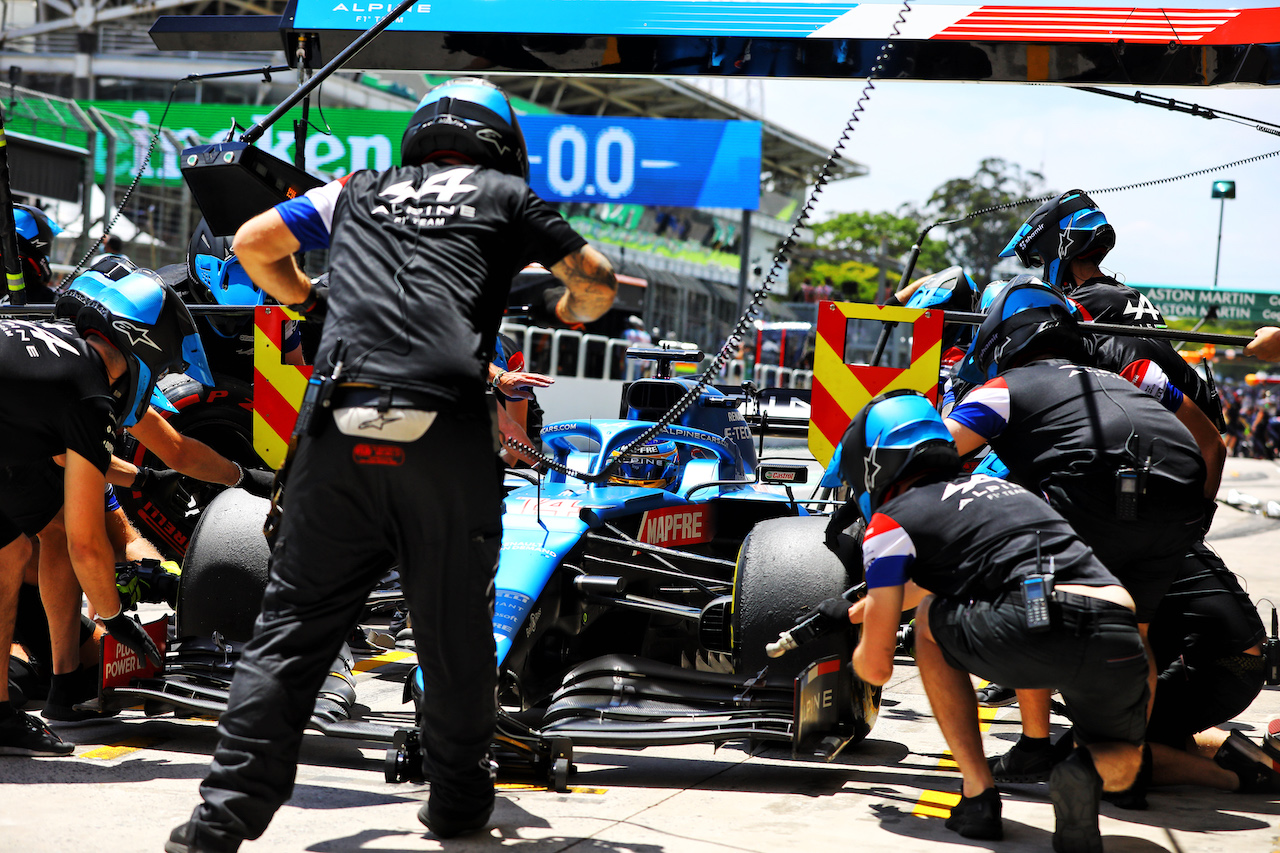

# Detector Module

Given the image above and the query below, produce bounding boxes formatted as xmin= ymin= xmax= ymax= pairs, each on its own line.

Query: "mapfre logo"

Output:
xmin=636 ymin=505 xmax=714 ymax=548
xmin=379 ymin=167 xmax=478 ymax=204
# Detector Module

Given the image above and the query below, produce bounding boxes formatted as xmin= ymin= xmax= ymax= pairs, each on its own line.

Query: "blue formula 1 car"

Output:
xmin=95 ymin=350 xmax=878 ymax=789
xmin=389 ymin=349 xmax=880 ymax=769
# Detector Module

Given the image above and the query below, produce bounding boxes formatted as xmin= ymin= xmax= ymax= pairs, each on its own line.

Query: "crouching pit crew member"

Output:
xmin=170 ymin=78 xmax=616 ymax=853
xmin=0 ymin=273 xmax=196 ymax=755
xmin=839 ymin=390 xmax=1148 ymax=853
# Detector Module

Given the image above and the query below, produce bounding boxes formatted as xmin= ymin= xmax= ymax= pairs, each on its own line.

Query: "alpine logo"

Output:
xmin=636 ymin=505 xmax=714 ymax=547
xmin=1123 ymin=294 xmax=1162 ymax=324
xmin=380 ymin=167 xmax=479 ymax=204
xmin=111 ymin=319 xmax=162 ymax=351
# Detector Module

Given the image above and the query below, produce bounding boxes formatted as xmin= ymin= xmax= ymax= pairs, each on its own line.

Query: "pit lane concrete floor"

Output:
xmin=5 ymin=457 xmax=1280 ymax=853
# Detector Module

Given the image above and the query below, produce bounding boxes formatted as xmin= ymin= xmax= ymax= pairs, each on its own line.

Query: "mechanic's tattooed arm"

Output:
xmin=550 ymin=245 xmax=618 ymax=324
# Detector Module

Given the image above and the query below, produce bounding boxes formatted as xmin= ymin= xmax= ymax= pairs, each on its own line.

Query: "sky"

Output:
xmin=757 ymin=79 xmax=1280 ymax=292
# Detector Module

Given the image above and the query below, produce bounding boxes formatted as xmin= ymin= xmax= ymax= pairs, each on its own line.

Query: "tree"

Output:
xmin=925 ymin=158 xmax=1046 ymax=286
xmin=791 ymin=209 xmax=950 ymax=300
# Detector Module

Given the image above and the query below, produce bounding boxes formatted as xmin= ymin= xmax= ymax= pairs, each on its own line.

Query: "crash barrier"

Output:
xmin=808 ymin=301 xmax=942 ymax=467
xmin=499 ymin=323 xmax=812 ymax=389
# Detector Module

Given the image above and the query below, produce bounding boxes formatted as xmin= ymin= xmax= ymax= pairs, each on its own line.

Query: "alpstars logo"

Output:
xmin=111 ymin=319 xmax=161 ymax=351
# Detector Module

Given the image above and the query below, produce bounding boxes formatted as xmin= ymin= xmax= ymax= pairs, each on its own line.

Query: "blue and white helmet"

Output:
xmin=904 ymin=265 xmax=979 ymax=350
xmin=58 ymin=270 xmax=214 ymax=427
xmin=963 ymin=277 xmax=1085 ymax=383
xmin=838 ymin=390 xmax=960 ymax=520
xmin=1000 ymin=190 xmax=1115 ymax=290
xmin=401 ymin=77 xmax=528 ymax=179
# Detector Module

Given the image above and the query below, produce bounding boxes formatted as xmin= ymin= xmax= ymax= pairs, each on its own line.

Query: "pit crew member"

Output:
xmin=943 ymin=282 xmax=1206 ymax=787
xmin=0 ymin=273 xmax=199 ymax=755
xmin=170 ymin=78 xmax=616 ymax=852
xmin=843 ymin=390 xmax=1147 ymax=852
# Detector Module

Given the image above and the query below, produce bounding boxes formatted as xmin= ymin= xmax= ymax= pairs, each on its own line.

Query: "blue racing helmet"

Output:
xmin=1000 ymin=190 xmax=1115 ymax=290
xmin=838 ymin=390 xmax=960 ymax=520
xmin=188 ymin=219 xmax=263 ymax=338
xmin=978 ymin=279 xmax=1011 ymax=313
xmin=963 ymin=277 xmax=1084 ymax=383
xmin=904 ymin=266 xmax=979 ymax=350
xmin=8 ymin=204 xmax=63 ymax=291
xmin=401 ymin=77 xmax=528 ymax=179
xmin=59 ymin=270 xmax=214 ymax=427
xmin=609 ymin=439 xmax=680 ymax=491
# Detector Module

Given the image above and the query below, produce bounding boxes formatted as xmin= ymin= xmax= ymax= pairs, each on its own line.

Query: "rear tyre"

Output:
xmin=116 ymin=374 xmax=256 ymax=561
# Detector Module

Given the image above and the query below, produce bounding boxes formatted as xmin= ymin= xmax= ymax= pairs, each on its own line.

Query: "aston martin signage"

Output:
xmin=1131 ymin=284 xmax=1280 ymax=325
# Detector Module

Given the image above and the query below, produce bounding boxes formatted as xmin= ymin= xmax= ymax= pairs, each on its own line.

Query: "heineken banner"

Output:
xmin=85 ymin=101 xmax=761 ymax=209
xmin=1130 ymin=284 xmax=1280 ymax=325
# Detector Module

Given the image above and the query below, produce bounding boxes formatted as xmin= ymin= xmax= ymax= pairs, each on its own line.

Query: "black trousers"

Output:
xmin=193 ymin=407 xmax=503 ymax=844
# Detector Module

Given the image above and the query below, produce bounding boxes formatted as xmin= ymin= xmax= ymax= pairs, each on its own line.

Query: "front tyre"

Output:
xmin=116 ymin=374 xmax=257 ymax=561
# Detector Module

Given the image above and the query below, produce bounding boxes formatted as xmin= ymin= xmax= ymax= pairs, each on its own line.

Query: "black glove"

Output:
xmin=131 ymin=466 xmax=183 ymax=500
xmin=288 ymin=282 xmax=329 ymax=322
xmin=238 ymin=465 xmax=276 ymax=499
xmin=103 ymin=610 xmax=163 ymax=668
xmin=810 ymin=597 xmax=855 ymax=625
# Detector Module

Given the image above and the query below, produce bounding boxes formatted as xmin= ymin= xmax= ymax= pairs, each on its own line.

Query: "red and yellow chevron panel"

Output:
xmin=253 ymin=306 xmax=313 ymax=470
xmin=808 ymin=301 xmax=943 ymax=467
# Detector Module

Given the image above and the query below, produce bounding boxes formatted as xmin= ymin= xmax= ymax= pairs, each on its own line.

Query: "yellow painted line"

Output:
xmin=496 ymin=783 xmax=607 ymax=795
xmin=353 ymin=650 xmax=415 ymax=673
xmin=911 ymin=681 xmax=1002 ymax=820
xmin=914 ymin=789 xmax=961 ymax=819
xmin=81 ymin=736 xmax=165 ymax=761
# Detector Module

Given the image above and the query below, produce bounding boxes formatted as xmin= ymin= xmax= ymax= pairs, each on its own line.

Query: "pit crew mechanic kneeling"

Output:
xmin=0 ymin=274 xmax=203 ymax=755
xmin=170 ymin=78 xmax=616 ymax=853
xmin=839 ymin=391 xmax=1148 ymax=853
xmin=943 ymin=283 xmax=1206 ymax=784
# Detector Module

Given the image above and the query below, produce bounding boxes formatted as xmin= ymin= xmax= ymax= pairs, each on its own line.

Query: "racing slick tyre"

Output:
xmin=176 ymin=488 xmax=272 ymax=643
xmin=116 ymin=374 xmax=257 ymax=561
xmin=733 ymin=516 xmax=854 ymax=684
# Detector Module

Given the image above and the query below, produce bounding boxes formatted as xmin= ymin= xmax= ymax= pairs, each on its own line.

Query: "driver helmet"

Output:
xmin=401 ymin=77 xmax=529 ymax=179
xmin=608 ymin=438 xmax=680 ymax=491
xmin=187 ymin=218 xmax=262 ymax=338
xmin=965 ymin=276 xmax=1085 ymax=383
xmin=838 ymin=390 xmax=960 ymax=520
xmin=999 ymin=189 xmax=1114 ymax=290
xmin=57 ymin=270 xmax=214 ymax=427
xmin=7 ymin=204 xmax=63 ymax=299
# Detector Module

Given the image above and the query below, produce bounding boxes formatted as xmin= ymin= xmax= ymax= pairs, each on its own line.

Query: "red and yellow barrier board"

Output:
xmin=808 ymin=301 xmax=944 ymax=467
xmin=253 ymin=306 xmax=312 ymax=469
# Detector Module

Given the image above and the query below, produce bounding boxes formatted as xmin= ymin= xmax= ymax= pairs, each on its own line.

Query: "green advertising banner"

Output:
xmin=1131 ymin=284 xmax=1280 ymax=325
xmin=87 ymin=100 xmax=417 ymax=185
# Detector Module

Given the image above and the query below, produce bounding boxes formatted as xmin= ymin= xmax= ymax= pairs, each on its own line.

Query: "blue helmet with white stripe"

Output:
xmin=63 ymin=270 xmax=214 ymax=427
xmin=1000 ymin=190 xmax=1114 ymax=290
xmin=401 ymin=77 xmax=528 ymax=179
xmin=838 ymin=390 xmax=959 ymax=520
